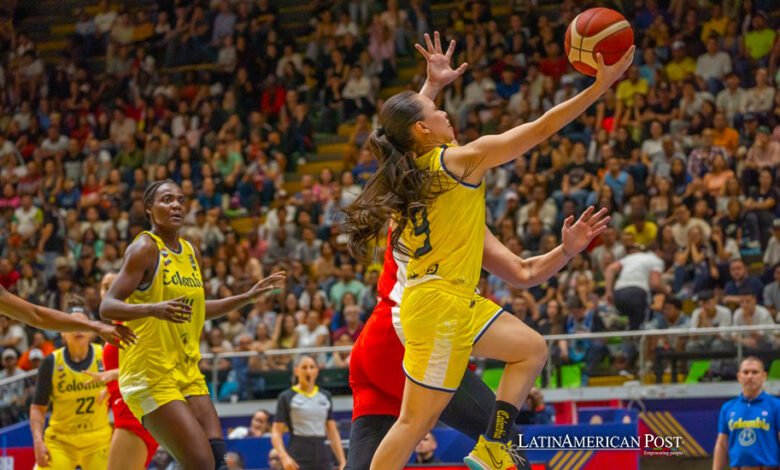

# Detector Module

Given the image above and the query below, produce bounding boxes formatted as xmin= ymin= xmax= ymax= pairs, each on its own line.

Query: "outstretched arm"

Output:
xmin=191 ymin=244 xmax=286 ymax=320
xmin=204 ymin=273 xmax=285 ymax=320
xmin=446 ymin=47 xmax=635 ymax=185
xmin=0 ymin=288 xmax=136 ymax=347
xmin=482 ymin=207 xmax=610 ymax=288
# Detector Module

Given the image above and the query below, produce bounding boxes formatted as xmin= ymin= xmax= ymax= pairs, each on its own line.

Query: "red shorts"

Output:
xmin=110 ymin=391 xmax=159 ymax=467
xmin=349 ymin=303 xmax=406 ymax=419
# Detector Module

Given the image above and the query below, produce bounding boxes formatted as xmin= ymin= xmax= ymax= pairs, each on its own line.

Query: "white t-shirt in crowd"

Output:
xmin=614 ymin=251 xmax=665 ymax=293
xmin=295 ymin=324 xmax=329 ymax=349
xmin=696 ymin=51 xmax=732 ymax=81
xmin=690 ymin=305 xmax=733 ymax=328
xmin=0 ymin=325 xmax=28 ymax=352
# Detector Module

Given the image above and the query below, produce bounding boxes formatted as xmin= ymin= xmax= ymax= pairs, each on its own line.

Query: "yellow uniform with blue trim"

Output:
xmin=119 ymin=230 xmax=208 ymax=420
xmin=400 ymin=144 xmax=504 ymax=392
xmin=33 ymin=344 xmax=111 ymax=470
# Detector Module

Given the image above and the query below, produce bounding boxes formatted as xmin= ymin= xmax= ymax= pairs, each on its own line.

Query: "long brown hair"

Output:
xmin=342 ymin=91 xmax=451 ymax=261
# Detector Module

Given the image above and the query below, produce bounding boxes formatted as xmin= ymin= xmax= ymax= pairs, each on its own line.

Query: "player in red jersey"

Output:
xmin=86 ymin=273 xmax=159 ymax=470
xmin=344 ymin=32 xmax=610 ymax=470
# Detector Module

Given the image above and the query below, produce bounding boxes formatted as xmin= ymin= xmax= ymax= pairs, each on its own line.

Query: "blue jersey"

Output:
xmin=718 ymin=391 xmax=780 ymax=467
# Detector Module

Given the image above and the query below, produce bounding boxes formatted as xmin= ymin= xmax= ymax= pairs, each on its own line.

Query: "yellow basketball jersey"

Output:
xmin=119 ymin=231 xmax=206 ymax=388
xmin=45 ymin=344 xmax=111 ymax=446
xmin=401 ymin=144 xmax=485 ymax=296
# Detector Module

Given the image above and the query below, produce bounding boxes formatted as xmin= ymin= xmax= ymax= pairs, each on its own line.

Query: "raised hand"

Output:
xmin=561 ymin=206 xmax=611 ymax=256
xmin=594 ymin=45 xmax=635 ymax=91
xmin=94 ymin=322 xmax=137 ymax=348
xmin=415 ymin=31 xmax=468 ymax=90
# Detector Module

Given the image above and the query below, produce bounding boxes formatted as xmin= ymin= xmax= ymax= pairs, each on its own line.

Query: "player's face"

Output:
xmin=150 ymin=183 xmax=186 ymax=230
xmin=62 ymin=313 xmax=94 ymax=346
xmin=100 ymin=273 xmax=117 ymax=298
xmin=417 ymin=94 xmax=454 ymax=144
xmin=737 ymin=360 xmax=766 ymax=394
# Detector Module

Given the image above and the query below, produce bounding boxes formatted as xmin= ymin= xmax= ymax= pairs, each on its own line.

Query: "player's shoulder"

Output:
xmin=417 ymin=144 xmax=450 ymax=171
xmin=318 ymin=387 xmax=333 ymax=400
xmin=127 ymin=232 xmax=160 ymax=258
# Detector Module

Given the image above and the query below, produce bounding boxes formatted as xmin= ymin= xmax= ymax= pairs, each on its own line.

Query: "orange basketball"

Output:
xmin=565 ymin=7 xmax=634 ymax=77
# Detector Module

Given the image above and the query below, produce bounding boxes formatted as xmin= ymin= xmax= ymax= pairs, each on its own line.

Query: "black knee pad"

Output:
xmin=209 ymin=438 xmax=227 ymax=470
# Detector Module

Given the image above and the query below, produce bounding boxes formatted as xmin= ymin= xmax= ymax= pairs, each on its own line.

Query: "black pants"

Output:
xmin=614 ymin=286 xmax=648 ymax=331
xmin=344 ymin=369 xmax=529 ymax=470
xmin=289 ymin=435 xmax=331 ymax=470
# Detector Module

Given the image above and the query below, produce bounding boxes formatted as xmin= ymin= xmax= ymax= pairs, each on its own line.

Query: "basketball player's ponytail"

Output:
xmin=343 ymin=91 xmax=448 ymax=261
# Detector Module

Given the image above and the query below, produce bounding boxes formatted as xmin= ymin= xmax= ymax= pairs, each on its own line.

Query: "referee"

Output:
xmin=713 ymin=356 xmax=780 ymax=470
xmin=271 ymin=355 xmax=346 ymax=470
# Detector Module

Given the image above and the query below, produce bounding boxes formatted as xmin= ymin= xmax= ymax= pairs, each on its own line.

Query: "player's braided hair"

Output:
xmin=143 ymin=179 xmax=177 ymax=222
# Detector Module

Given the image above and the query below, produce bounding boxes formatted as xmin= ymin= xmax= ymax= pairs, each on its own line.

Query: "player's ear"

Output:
xmin=413 ymin=121 xmax=430 ymax=135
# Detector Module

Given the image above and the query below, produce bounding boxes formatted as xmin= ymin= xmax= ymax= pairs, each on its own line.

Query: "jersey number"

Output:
xmin=410 ymin=207 xmax=432 ymax=257
xmin=75 ymin=397 xmax=95 ymax=415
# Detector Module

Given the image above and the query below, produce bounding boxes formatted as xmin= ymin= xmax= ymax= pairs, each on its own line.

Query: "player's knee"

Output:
xmin=396 ymin=412 xmax=435 ymax=435
xmin=181 ymin=448 xmax=215 ymax=470
xmin=510 ymin=330 xmax=548 ymax=368
xmin=534 ymin=333 xmax=549 ymax=366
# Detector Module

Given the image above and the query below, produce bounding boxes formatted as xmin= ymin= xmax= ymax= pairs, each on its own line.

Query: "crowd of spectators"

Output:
xmin=0 ymin=0 xmax=776 ymax=424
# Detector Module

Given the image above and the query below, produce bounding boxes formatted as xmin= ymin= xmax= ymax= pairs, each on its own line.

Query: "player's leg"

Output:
xmin=465 ymin=313 xmax=547 ymax=469
xmin=369 ymin=379 xmax=453 ymax=470
xmin=442 ymin=369 xmax=531 ymax=470
xmin=107 ymin=428 xmax=150 ymax=470
xmin=143 ymin=400 xmax=215 ymax=470
xmin=472 ymin=313 xmax=548 ymax=423
xmin=370 ymin=287 xmax=469 ymax=469
xmin=186 ymin=394 xmax=227 ymax=470
xmin=344 ymin=414 xmax=397 ymax=470
xmin=79 ymin=444 xmax=109 ymax=470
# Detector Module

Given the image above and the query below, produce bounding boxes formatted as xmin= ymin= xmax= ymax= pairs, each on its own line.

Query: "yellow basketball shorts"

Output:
xmin=35 ymin=437 xmax=109 ymax=470
xmin=401 ymin=284 xmax=504 ymax=392
xmin=120 ymin=361 xmax=209 ymax=420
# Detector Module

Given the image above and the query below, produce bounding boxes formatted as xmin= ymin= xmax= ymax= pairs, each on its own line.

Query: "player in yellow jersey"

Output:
xmin=344 ymin=31 xmax=634 ymax=470
xmin=29 ymin=302 xmax=112 ymax=469
xmin=99 ymin=179 xmax=284 ymax=470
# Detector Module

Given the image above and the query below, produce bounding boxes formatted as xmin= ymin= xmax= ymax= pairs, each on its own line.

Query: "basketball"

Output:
xmin=565 ymin=7 xmax=634 ymax=76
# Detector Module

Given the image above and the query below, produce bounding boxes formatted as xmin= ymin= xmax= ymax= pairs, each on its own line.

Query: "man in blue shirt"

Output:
xmin=714 ymin=357 xmax=780 ymax=469
xmin=723 ymin=259 xmax=765 ymax=305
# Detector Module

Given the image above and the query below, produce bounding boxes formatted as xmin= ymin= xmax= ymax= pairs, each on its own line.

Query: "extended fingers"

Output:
xmin=621 ymin=45 xmax=636 ymax=65
xmin=434 ymin=31 xmax=443 ymax=54
xmin=578 ymin=205 xmax=595 ymax=222
xmin=414 ymin=43 xmax=430 ymax=60
xmin=424 ymin=33 xmax=434 ymax=53
xmin=118 ymin=326 xmax=137 ymax=344
xmin=595 ymin=52 xmax=605 ymax=68
xmin=446 ymin=39 xmax=456 ymax=59
xmin=587 ymin=207 xmax=609 ymax=225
